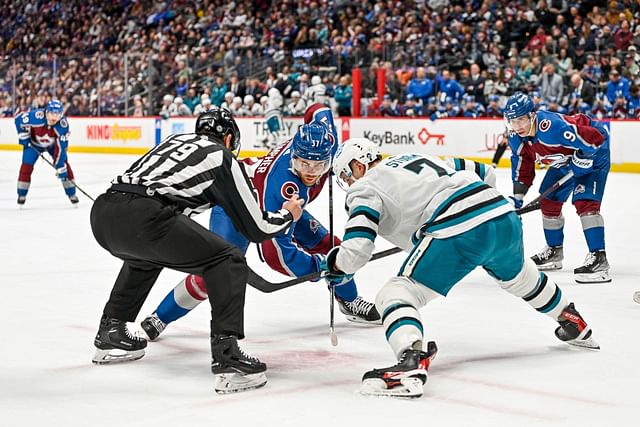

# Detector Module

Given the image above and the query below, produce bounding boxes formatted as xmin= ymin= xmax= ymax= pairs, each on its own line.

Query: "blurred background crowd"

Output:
xmin=1 ymin=0 xmax=639 ymax=119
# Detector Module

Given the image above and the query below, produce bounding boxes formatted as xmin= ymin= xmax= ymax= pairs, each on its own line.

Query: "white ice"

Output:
xmin=1 ymin=151 xmax=639 ymax=427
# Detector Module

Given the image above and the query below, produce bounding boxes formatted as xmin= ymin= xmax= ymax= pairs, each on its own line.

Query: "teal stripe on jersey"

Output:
xmin=428 ymin=181 xmax=487 ymax=222
xmin=344 ymin=229 xmax=377 ymax=242
xmin=385 ymin=318 xmax=424 ymax=340
xmin=478 ymin=163 xmax=486 ymax=180
xmin=426 ymin=198 xmax=509 ymax=232
xmin=454 ymin=158 xmax=462 ymax=170
xmin=350 ymin=205 xmax=381 ymax=221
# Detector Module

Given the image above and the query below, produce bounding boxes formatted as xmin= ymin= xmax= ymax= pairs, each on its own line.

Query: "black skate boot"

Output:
xmin=17 ymin=196 xmax=26 ymax=206
xmin=555 ymin=303 xmax=599 ymax=349
xmin=361 ymin=341 xmax=438 ymax=398
xmin=574 ymin=250 xmax=611 ymax=284
xmin=69 ymin=195 xmax=79 ymax=204
xmin=92 ymin=316 xmax=147 ymax=364
xmin=336 ymin=296 xmax=381 ymax=324
xmin=531 ymin=245 xmax=563 ymax=271
xmin=140 ymin=312 xmax=166 ymax=341
xmin=210 ymin=335 xmax=267 ymax=394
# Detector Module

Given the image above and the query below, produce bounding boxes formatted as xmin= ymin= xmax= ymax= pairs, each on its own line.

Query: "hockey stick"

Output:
xmin=516 ymin=170 xmax=574 ymax=216
xmin=33 ymin=148 xmax=95 ymax=201
xmin=328 ymin=172 xmax=338 ymax=346
xmin=247 ymin=246 xmax=404 ymax=293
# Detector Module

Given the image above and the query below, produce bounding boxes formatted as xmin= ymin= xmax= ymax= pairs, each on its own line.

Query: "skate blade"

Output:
xmin=360 ymin=377 xmax=424 ymax=398
xmin=343 ymin=315 xmax=382 ymax=325
xmin=575 ymin=271 xmax=611 ymax=284
xmin=214 ymin=372 xmax=267 ymax=394
xmin=92 ymin=348 xmax=145 ymax=365
xmin=633 ymin=292 xmax=640 ymax=305
xmin=536 ymin=262 xmax=563 ymax=271
xmin=566 ymin=336 xmax=600 ymax=350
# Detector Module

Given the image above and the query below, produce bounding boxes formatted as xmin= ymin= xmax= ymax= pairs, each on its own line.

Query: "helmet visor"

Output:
xmin=292 ymin=155 xmax=330 ymax=176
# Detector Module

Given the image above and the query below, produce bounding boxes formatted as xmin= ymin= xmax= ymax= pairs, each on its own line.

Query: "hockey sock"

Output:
xmin=382 ymin=302 xmax=424 ymax=359
xmin=155 ymin=275 xmax=207 ymax=324
xmin=542 ymin=215 xmax=564 ymax=247
xmin=580 ymin=213 xmax=605 ymax=252
xmin=334 ymin=279 xmax=358 ymax=302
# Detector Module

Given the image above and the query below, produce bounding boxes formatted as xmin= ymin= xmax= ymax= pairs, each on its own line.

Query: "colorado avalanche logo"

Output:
xmin=281 ymin=181 xmax=300 ymax=200
xmin=574 ymin=184 xmax=586 ymax=195
xmin=536 ymin=153 xmax=570 ymax=168
xmin=539 ymin=119 xmax=551 ymax=132
xmin=309 ymin=219 xmax=320 ymax=234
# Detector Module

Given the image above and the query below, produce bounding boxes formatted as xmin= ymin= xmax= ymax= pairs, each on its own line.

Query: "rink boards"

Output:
xmin=0 ymin=116 xmax=638 ymax=172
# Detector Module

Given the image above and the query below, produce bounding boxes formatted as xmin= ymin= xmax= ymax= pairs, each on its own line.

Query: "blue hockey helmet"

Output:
xmin=488 ymin=94 xmax=499 ymax=103
xmin=290 ymin=123 xmax=333 ymax=184
xmin=46 ymin=99 xmax=64 ymax=115
xmin=504 ymin=92 xmax=535 ymax=120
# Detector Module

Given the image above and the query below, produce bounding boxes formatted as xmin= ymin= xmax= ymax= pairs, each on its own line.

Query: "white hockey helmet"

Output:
xmin=333 ymin=138 xmax=380 ymax=189
xmin=244 ymin=94 xmax=254 ymax=104
xmin=268 ymin=87 xmax=281 ymax=98
xmin=311 ymin=75 xmax=322 ymax=85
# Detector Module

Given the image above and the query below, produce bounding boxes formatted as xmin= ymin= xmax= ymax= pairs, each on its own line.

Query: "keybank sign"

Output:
xmin=362 ymin=127 xmax=446 ymax=146
xmin=362 ymin=130 xmax=417 ymax=146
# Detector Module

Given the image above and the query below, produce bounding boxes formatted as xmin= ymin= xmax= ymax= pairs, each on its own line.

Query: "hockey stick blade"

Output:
xmin=516 ymin=201 xmax=540 ymax=215
xmin=247 ymin=247 xmax=404 ymax=293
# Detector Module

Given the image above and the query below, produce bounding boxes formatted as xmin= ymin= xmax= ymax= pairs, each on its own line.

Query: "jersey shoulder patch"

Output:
xmin=59 ymin=118 xmax=69 ymax=128
xmin=35 ymin=110 xmax=45 ymax=120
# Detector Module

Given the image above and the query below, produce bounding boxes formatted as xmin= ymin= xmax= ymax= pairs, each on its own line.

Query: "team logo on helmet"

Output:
xmin=281 ymin=181 xmax=300 ymax=200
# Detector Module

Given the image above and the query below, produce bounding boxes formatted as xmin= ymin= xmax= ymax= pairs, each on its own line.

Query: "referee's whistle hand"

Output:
xmin=283 ymin=194 xmax=304 ymax=221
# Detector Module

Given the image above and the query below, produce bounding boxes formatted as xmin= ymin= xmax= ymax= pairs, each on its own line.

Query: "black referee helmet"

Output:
xmin=195 ymin=107 xmax=241 ymax=153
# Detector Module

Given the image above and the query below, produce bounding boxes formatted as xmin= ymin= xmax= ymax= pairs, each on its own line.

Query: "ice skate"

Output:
xmin=555 ymin=303 xmax=599 ymax=350
xmin=360 ymin=341 xmax=438 ymax=398
xmin=574 ymin=250 xmax=611 ymax=284
xmin=17 ymin=196 xmax=26 ymax=207
xmin=633 ymin=291 xmax=640 ymax=305
xmin=92 ymin=316 xmax=147 ymax=364
xmin=211 ymin=334 xmax=267 ymax=394
xmin=69 ymin=195 xmax=79 ymax=205
xmin=531 ymin=245 xmax=563 ymax=271
xmin=140 ymin=312 xmax=166 ymax=341
xmin=336 ymin=296 xmax=381 ymax=324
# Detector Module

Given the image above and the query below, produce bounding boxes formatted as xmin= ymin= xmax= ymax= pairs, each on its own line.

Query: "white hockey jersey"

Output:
xmin=335 ymin=153 xmax=512 ymax=274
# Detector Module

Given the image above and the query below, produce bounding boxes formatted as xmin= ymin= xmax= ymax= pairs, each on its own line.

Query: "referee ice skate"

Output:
xmin=90 ymin=108 xmax=303 ymax=394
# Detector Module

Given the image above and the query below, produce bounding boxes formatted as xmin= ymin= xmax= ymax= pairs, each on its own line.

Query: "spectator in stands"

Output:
xmin=437 ymin=69 xmax=464 ymax=103
xmin=132 ymin=95 xmax=147 ymax=117
xmin=606 ymin=68 xmax=631 ymax=104
xmin=400 ymin=94 xmax=423 ymax=117
xmin=406 ymin=67 xmax=434 ymax=106
xmin=614 ymin=18 xmax=634 ymax=51
xmin=159 ymin=94 xmax=174 ymax=119
xmin=378 ymin=95 xmax=399 ymax=116
xmin=570 ymin=72 xmax=596 ymax=107
xmin=193 ymin=96 xmax=212 ymax=115
xmin=169 ymin=97 xmax=192 ymax=117
xmin=211 ymin=75 xmax=228 ymax=107
xmin=623 ymin=53 xmax=640 ymax=84
xmin=334 ymin=76 xmax=353 ymax=117
xmin=539 ymin=63 xmax=564 ymax=103
xmin=183 ymin=87 xmax=200 ymax=113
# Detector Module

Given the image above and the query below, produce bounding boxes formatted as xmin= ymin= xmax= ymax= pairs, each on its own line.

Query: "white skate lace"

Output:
xmin=123 ymin=325 xmax=143 ymax=342
xmin=147 ymin=315 xmax=166 ymax=333
xmin=347 ymin=297 xmax=374 ymax=315
xmin=537 ymin=246 xmax=553 ymax=259
xmin=583 ymin=252 xmax=596 ymax=267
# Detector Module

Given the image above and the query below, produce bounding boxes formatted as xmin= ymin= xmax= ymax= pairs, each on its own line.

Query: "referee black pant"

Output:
xmin=90 ymin=190 xmax=248 ymax=338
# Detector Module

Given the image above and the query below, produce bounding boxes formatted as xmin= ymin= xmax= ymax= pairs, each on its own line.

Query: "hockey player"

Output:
xmin=261 ymin=87 xmax=285 ymax=148
xmin=303 ymin=75 xmax=327 ymax=105
xmin=321 ymin=138 xmax=598 ymax=398
xmin=90 ymin=108 xmax=304 ymax=394
xmin=140 ymin=104 xmax=380 ymax=342
xmin=505 ymin=92 xmax=611 ymax=284
xmin=15 ymin=99 xmax=78 ymax=205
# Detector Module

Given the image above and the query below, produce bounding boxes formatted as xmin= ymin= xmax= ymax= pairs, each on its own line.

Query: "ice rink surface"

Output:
xmin=1 ymin=150 xmax=639 ymax=427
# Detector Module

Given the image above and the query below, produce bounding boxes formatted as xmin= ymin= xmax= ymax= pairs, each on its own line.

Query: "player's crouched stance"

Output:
xmin=91 ymin=108 xmax=304 ymax=394
xmin=323 ymin=138 xmax=599 ymax=399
